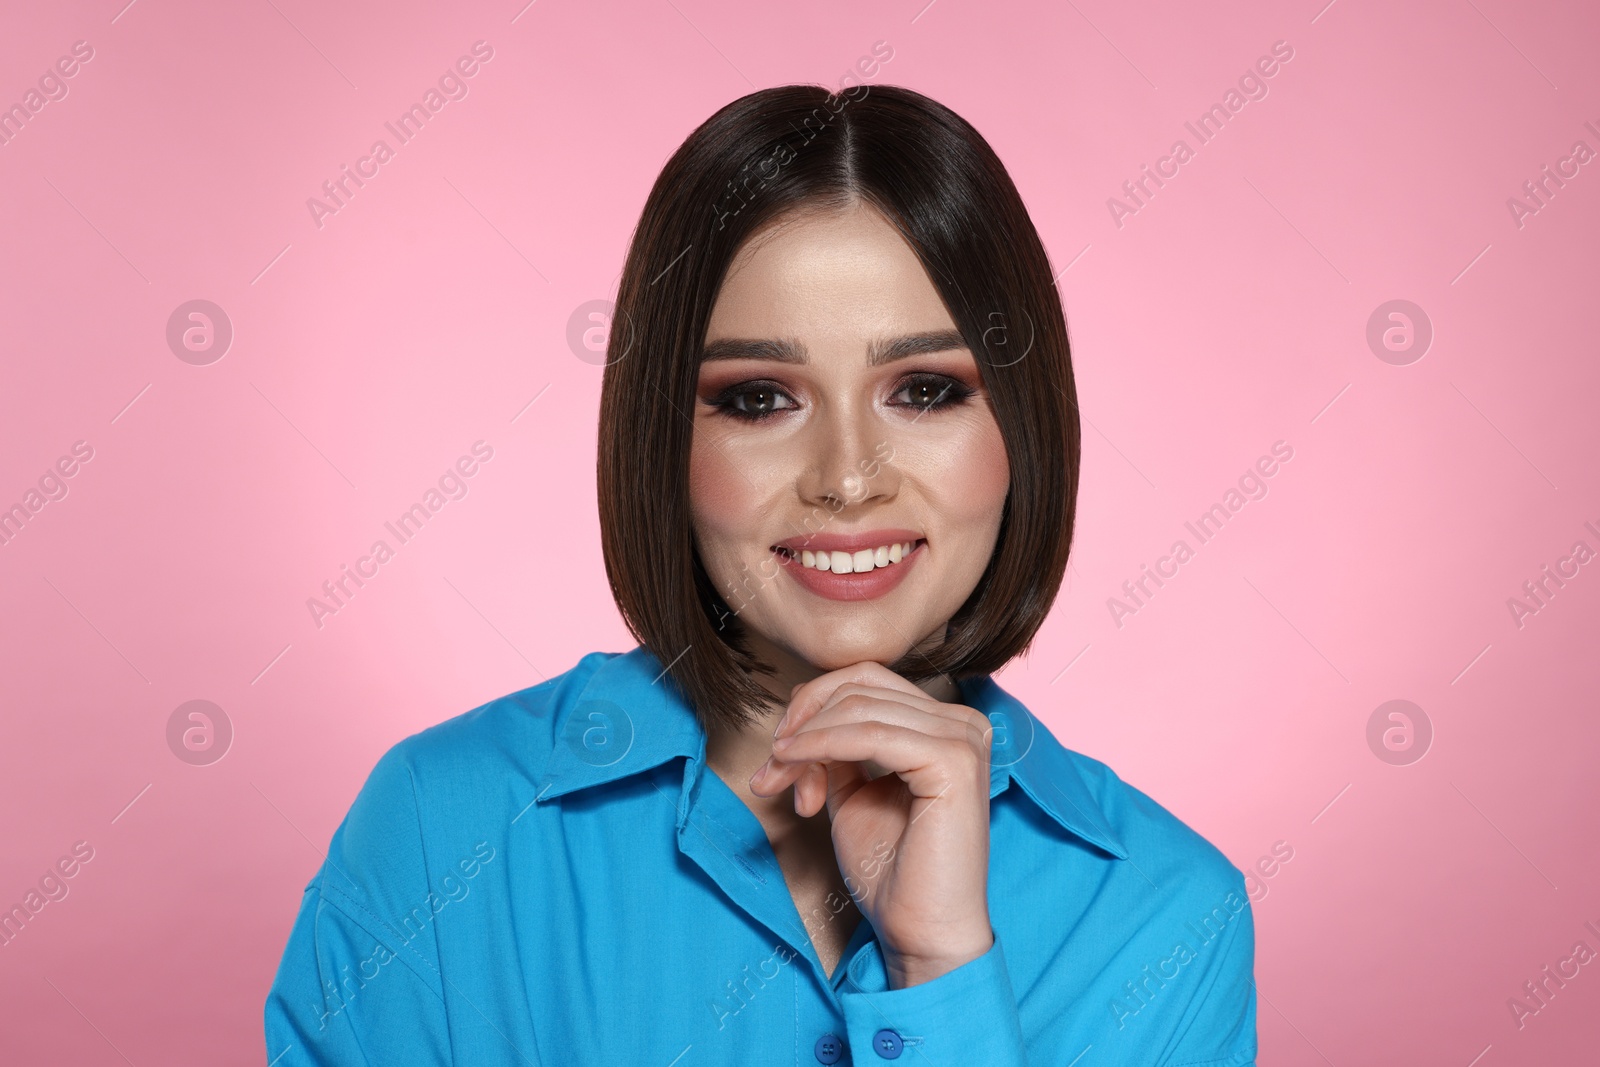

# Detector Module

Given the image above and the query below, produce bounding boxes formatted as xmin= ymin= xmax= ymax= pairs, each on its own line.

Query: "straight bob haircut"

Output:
xmin=597 ymin=82 xmax=1081 ymax=735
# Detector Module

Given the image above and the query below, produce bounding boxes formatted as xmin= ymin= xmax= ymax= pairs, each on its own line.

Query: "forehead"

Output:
xmin=705 ymin=205 xmax=955 ymax=340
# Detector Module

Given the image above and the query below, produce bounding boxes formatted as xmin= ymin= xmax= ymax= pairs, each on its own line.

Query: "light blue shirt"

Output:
xmin=264 ymin=646 xmax=1257 ymax=1065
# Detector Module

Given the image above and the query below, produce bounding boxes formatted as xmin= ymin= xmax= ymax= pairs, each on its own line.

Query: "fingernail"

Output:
xmin=750 ymin=756 xmax=772 ymax=787
xmin=773 ymin=712 xmax=789 ymax=738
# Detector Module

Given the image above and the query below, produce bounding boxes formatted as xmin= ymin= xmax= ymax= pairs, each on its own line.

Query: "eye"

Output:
xmin=891 ymin=373 xmax=976 ymax=412
xmin=705 ymin=380 xmax=797 ymax=421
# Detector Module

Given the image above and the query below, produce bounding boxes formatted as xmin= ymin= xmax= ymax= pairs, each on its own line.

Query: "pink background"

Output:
xmin=2 ymin=0 xmax=1597 ymax=1062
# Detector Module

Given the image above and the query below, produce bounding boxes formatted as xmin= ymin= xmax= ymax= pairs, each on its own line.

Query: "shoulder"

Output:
xmin=1056 ymin=743 xmax=1248 ymax=904
xmin=322 ymin=650 xmax=620 ymax=879
xmin=977 ymin=674 xmax=1245 ymax=904
xmin=374 ymin=649 xmax=619 ymax=791
xmin=1065 ymin=752 xmax=1259 ymax=1062
xmin=977 ymin=690 xmax=1259 ymax=1061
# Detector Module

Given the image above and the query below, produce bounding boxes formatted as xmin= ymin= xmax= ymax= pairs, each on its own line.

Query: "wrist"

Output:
xmin=883 ymin=928 xmax=994 ymax=989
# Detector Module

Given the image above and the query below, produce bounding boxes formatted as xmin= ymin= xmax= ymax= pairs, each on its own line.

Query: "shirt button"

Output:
xmin=872 ymin=1028 xmax=904 ymax=1059
xmin=813 ymin=1032 xmax=845 ymax=1064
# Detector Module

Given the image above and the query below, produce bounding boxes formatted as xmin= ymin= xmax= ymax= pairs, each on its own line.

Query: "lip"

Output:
xmin=771 ymin=533 xmax=926 ymax=603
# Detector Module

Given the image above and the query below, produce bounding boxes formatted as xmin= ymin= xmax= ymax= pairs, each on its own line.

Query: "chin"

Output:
xmin=781 ymin=633 xmax=916 ymax=674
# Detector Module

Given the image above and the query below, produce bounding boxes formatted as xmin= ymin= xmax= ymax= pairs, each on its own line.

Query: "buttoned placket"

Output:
xmin=665 ymin=730 xmax=882 ymax=1060
xmin=664 ymin=720 xmax=1029 ymax=1064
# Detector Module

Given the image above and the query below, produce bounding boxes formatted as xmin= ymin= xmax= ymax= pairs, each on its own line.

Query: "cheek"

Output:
xmin=914 ymin=415 xmax=1009 ymax=524
xmin=688 ymin=433 xmax=773 ymax=562
xmin=688 ymin=441 xmax=738 ymax=546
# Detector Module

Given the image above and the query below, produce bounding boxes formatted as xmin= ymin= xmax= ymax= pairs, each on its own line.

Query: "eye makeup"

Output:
xmin=701 ymin=371 xmax=977 ymax=422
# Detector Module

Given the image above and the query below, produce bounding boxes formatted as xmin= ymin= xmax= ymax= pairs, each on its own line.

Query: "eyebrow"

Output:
xmin=699 ymin=329 xmax=969 ymax=367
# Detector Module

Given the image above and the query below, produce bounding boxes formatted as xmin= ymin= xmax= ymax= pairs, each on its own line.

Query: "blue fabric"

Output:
xmin=264 ymin=646 xmax=1257 ymax=1065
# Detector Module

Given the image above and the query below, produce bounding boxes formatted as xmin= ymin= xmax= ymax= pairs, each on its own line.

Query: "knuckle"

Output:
xmin=858 ymin=719 xmax=893 ymax=745
xmin=955 ymin=732 xmax=989 ymax=769
xmin=836 ymin=693 xmax=876 ymax=718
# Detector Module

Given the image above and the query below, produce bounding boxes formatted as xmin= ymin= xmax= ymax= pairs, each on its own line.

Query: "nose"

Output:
xmin=795 ymin=401 xmax=897 ymax=510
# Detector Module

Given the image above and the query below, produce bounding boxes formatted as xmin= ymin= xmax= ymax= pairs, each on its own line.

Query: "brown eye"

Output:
xmin=891 ymin=374 xmax=976 ymax=412
xmin=706 ymin=381 xmax=797 ymax=421
xmin=733 ymin=388 xmax=781 ymax=416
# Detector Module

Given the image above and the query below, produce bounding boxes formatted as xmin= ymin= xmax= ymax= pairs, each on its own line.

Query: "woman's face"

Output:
xmin=689 ymin=202 xmax=1011 ymax=683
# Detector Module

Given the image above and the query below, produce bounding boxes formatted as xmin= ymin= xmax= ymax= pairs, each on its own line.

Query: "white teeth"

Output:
xmin=789 ymin=541 xmax=919 ymax=573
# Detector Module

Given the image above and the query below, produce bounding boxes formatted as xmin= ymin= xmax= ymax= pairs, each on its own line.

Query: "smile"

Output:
xmin=769 ymin=537 xmax=926 ymax=602
xmin=774 ymin=538 xmax=922 ymax=573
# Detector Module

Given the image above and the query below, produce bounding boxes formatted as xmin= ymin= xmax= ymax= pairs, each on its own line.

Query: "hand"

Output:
xmin=749 ymin=661 xmax=996 ymax=988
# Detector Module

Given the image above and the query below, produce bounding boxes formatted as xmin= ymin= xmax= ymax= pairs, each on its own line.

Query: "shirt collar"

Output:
xmin=534 ymin=646 xmax=1127 ymax=859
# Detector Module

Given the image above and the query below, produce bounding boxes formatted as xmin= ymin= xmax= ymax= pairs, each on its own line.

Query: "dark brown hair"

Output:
xmin=597 ymin=83 xmax=1080 ymax=734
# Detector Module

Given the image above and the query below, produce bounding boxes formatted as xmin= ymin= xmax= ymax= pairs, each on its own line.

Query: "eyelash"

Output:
xmin=705 ymin=374 xmax=977 ymax=422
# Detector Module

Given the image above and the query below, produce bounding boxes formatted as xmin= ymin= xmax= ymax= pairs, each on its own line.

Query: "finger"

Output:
xmin=794 ymin=661 xmax=930 ymax=710
xmin=780 ymin=675 xmax=971 ymax=745
xmin=772 ymin=720 xmax=982 ymax=802
xmin=798 ymin=761 xmax=833 ymax=816
xmin=758 ymin=703 xmax=979 ymax=796
xmin=758 ymin=699 xmax=979 ymax=797
xmin=800 ymin=758 xmax=867 ymax=819
xmin=818 ymin=755 xmax=875 ymax=819
xmin=757 ymin=753 xmax=850 ymax=801
xmin=793 ymin=692 xmax=979 ymax=745
xmin=776 ymin=683 xmax=930 ymax=744
xmin=787 ymin=662 xmax=935 ymax=735
xmin=793 ymin=758 xmax=861 ymax=817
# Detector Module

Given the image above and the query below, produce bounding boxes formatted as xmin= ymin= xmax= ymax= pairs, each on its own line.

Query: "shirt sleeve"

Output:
xmin=1162 ymin=891 xmax=1258 ymax=1067
xmin=262 ymin=745 xmax=456 ymax=1066
xmin=838 ymin=930 xmax=1027 ymax=1065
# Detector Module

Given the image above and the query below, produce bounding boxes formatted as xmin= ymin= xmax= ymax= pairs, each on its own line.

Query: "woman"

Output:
xmin=264 ymin=83 xmax=1257 ymax=1066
